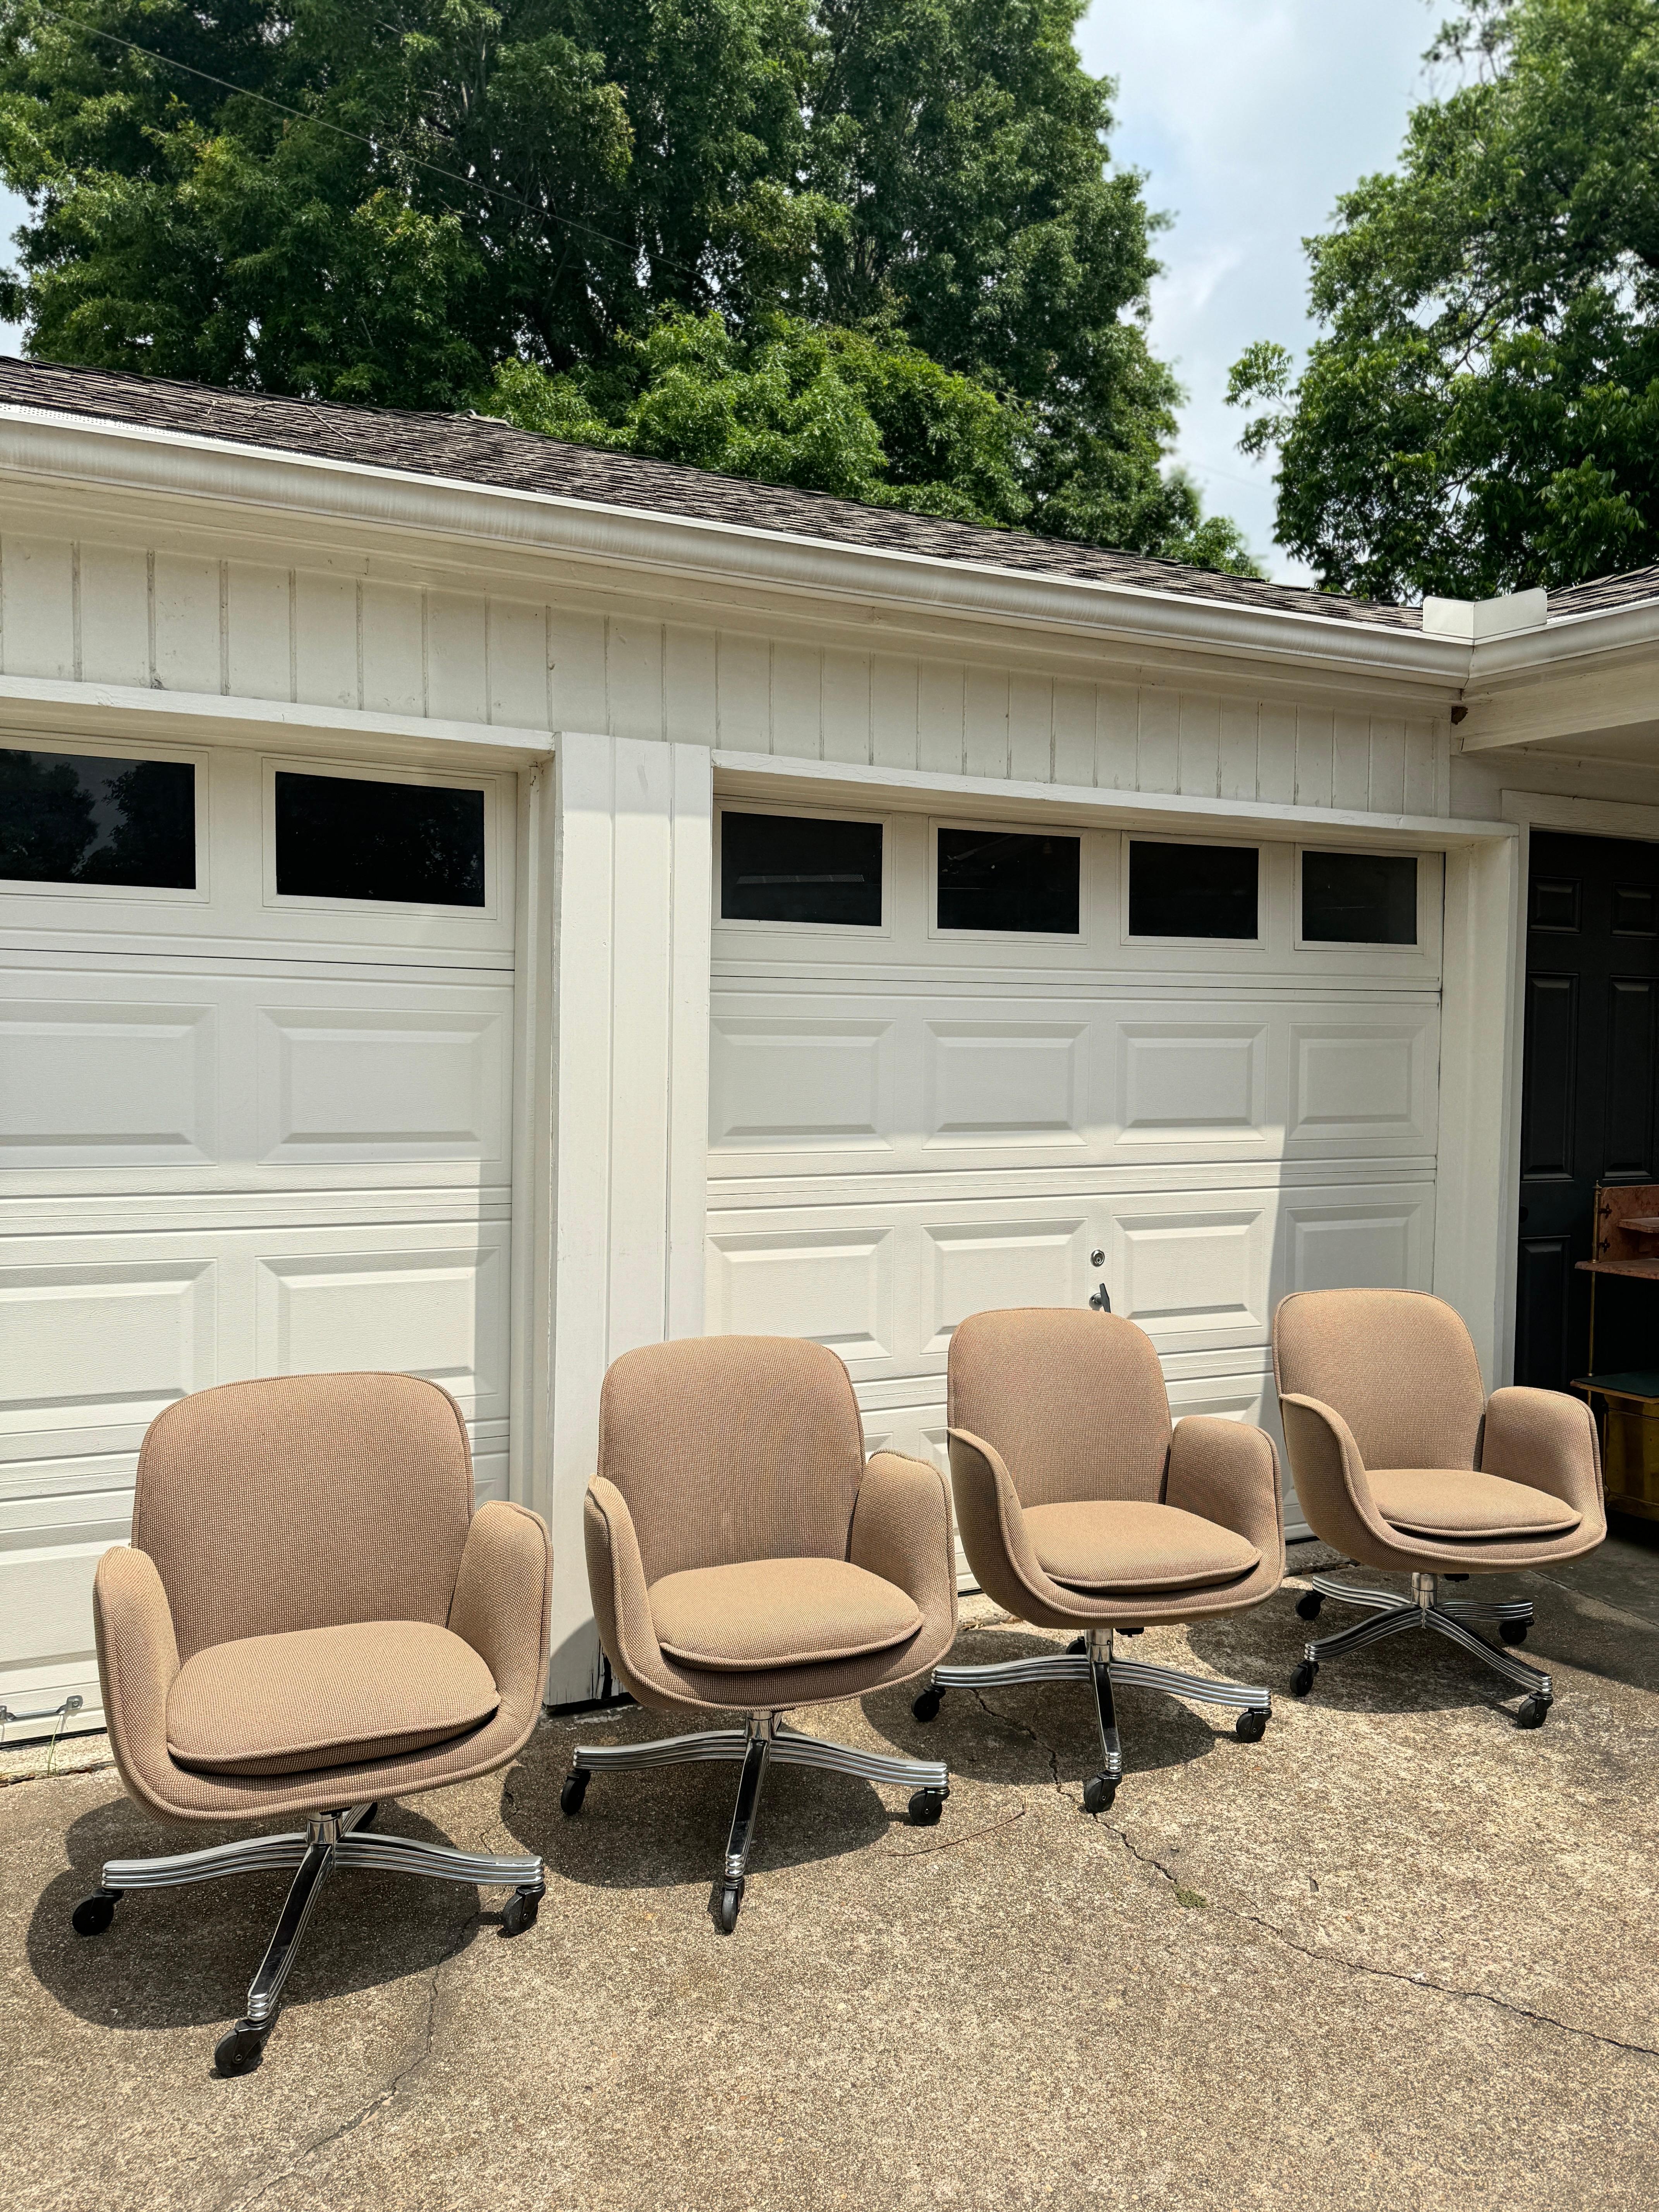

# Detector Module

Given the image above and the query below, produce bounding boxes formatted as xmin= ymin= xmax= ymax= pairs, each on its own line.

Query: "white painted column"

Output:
xmin=1434 ymin=830 xmax=1522 ymax=1384
xmin=543 ymin=731 xmax=712 ymax=1704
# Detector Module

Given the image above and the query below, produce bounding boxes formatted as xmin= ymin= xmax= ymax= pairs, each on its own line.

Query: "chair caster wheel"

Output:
xmin=1235 ymin=1708 xmax=1269 ymax=1743
xmin=1295 ymin=1590 xmax=1323 ymax=1621
xmin=71 ymin=1889 xmax=119 ymax=1938
xmin=912 ymin=1687 xmax=942 ymax=1723
xmin=1516 ymin=1695 xmax=1551 ymax=1729
xmin=1082 ymin=1773 xmax=1117 ymax=1815
xmin=560 ymin=1768 xmax=590 ymax=1817
xmin=1066 ymin=1635 xmax=1088 ymax=1655
xmin=908 ymin=1787 xmax=945 ymax=1826
xmin=717 ymin=1879 xmax=744 ymax=1934
xmin=1501 ymin=1620 xmax=1528 ymax=1645
xmin=215 ymin=2024 xmax=266 ymax=2076
xmin=502 ymin=1884 xmax=542 ymax=1936
xmin=1290 ymin=1659 xmax=1317 ymax=1698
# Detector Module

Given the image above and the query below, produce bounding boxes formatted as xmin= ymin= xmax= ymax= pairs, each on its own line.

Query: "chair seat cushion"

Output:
xmin=1369 ymin=1467 xmax=1582 ymax=1540
xmin=167 ymin=1620 xmax=500 ymax=1778
xmin=1023 ymin=1499 xmax=1261 ymax=1595
xmin=649 ymin=1558 xmax=924 ymax=1671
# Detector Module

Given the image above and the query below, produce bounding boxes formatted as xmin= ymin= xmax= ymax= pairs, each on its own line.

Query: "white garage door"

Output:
xmin=0 ymin=737 xmax=517 ymax=1737
xmin=707 ymin=800 xmax=1443 ymax=1554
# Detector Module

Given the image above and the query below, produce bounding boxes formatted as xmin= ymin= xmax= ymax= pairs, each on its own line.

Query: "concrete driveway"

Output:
xmin=4 ymin=1536 xmax=1658 ymax=2212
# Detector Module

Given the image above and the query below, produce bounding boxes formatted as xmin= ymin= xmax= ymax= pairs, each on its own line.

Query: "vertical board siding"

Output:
xmin=3 ymin=530 xmax=1455 ymax=816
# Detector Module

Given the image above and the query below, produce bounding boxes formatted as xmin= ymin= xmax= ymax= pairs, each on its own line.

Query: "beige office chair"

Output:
xmin=75 ymin=1372 xmax=552 ymax=2074
xmin=912 ymin=1308 xmax=1285 ymax=1810
xmin=564 ymin=1335 xmax=957 ymax=1930
xmin=1273 ymin=1289 xmax=1606 ymax=1726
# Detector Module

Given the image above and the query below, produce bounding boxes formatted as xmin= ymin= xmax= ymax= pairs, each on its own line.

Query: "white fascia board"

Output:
xmin=0 ymin=404 xmax=1471 ymax=689
xmin=711 ymin=746 xmax=1514 ymax=849
xmin=0 ymin=669 xmax=552 ymax=764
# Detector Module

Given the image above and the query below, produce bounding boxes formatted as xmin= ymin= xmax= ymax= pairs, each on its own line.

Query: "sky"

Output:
xmin=1 ymin=5 xmax=1440 ymax=580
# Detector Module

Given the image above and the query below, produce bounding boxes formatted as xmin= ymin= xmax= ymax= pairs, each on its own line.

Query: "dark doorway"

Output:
xmin=1515 ymin=829 xmax=1659 ymax=1389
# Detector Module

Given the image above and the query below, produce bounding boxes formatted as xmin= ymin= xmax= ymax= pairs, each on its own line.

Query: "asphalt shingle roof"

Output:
xmin=6 ymin=355 xmax=1659 ymax=628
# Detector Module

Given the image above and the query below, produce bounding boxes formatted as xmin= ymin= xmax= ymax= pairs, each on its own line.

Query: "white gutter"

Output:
xmin=0 ymin=402 xmax=1472 ymax=689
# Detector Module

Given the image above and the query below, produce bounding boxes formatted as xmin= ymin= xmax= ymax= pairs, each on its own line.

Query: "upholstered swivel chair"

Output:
xmin=912 ymin=1308 xmax=1284 ymax=1810
xmin=1273 ymin=1289 xmax=1606 ymax=1726
xmin=564 ymin=1335 xmax=957 ymax=1930
xmin=75 ymin=1372 xmax=552 ymax=2074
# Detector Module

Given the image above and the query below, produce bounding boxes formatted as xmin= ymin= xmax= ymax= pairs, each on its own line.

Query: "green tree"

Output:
xmin=1229 ymin=0 xmax=1659 ymax=601
xmin=0 ymin=0 xmax=1257 ymax=570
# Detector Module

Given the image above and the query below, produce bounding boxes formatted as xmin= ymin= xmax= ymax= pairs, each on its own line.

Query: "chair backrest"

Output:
xmin=1273 ymin=1289 xmax=1485 ymax=1470
xmin=132 ymin=1372 xmax=474 ymax=1661
xmin=597 ymin=1335 xmax=866 ymax=1585
xmin=947 ymin=1309 xmax=1173 ymax=1508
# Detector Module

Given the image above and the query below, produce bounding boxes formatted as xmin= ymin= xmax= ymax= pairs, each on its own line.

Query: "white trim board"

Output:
xmin=1501 ymin=788 xmax=1659 ymax=841
xmin=713 ymin=746 xmax=1513 ymax=850
xmin=0 ymin=671 xmax=553 ymax=768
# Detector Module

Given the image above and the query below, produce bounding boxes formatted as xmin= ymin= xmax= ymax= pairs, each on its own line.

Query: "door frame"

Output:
xmin=1500 ymin=789 xmax=1659 ymax=1387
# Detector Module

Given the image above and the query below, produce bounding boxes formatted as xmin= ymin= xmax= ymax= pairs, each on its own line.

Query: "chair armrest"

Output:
xmin=1277 ymin=1392 xmax=1398 ymax=1558
xmin=93 ymin=1546 xmax=181 ymax=1805
xmin=1165 ymin=1417 xmax=1284 ymax=1570
xmin=850 ymin=1451 xmax=957 ymax=1632
xmin=447 ymin=1501 xmax=552 ymax=1714
xmin=947 ymin=1426 xmax=1058 ymax=1612
xmin=1480 ymin=1387 xmax=1604 ymax=1522
xmin=582 ymin=1475 xmax=671 ymax=1698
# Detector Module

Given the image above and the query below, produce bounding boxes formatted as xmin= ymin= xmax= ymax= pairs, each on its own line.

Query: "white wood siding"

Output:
xmin=0 ymin=530 xmax=1452 ymax=810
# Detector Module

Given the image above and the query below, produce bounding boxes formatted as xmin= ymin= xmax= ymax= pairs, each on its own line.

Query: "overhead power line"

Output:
xmin=29 ymin=2 xmax=696 ymax=276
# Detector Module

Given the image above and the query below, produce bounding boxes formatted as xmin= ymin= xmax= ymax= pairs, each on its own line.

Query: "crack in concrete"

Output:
xmin=966 ymin=1688 xmax=1073 ymax=1804
xmin=221 ymin=1885 xmax=481 ymax=2212
xmin=1115 ymin=1825 xmax=1659 ymax=2063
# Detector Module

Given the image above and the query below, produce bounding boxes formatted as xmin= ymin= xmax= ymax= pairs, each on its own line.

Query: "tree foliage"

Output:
xmin=1230 ymin=0 xmax=1659 ymax=600
xmin=0 ymin=0 xmax=1258 ymax=571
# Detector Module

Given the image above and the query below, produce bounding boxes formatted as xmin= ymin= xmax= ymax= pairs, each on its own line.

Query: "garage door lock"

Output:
xmin=1088 ymin=1251 xmax=1111 ymax=1314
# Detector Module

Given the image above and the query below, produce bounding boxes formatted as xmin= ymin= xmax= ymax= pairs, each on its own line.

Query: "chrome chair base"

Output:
xmin=71 ymin=1800 xmax=546 ymax=2074
xmin=1291 ymin=1571 xmax=1552 ymax=1725
xmin=915 ymin=1628 xmax=1272 ymax=1814
xmin=560 ymin=1712 xmax=950 ymax=1931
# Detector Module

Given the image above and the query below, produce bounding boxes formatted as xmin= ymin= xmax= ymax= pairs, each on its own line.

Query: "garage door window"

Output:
xmin=1301 ymin=850 xmax=1418 ymax=945
xmin=274 ymin=770 xmax=486 ymax=907
xmin=1128 ymin=838 xmax=1258 ymax=940
xmin=0 ymin=747 xmax=195 ymax=888
xmin=719 ymin=810 xmax=883 ymax=927
xmin=936 ymin=827 xmax=1080 ymax=935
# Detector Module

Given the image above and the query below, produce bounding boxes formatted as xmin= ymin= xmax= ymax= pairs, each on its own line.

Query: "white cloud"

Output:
xmin=1079 ymin=0 xmax=1436 ymax=579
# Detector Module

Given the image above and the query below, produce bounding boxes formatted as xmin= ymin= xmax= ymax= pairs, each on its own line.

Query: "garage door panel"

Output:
xmin=0 ymin=1258 xmax=217 ymax=1440
xmin=922 ymin=1218 xmax=1089 ymax=1349
xmin=1117 ymin=1023 xmax=1270 ymax=1144
xmin=1287 ymin=1012 xmax=1438 ymax=1154
xmin=710 ymin=1015 xmax=895 ymax=1150
xmin=705 ymin=1226 xmax=895 ymax=1363
xmin=254 ymin=1229 xmax=509 ymax=1418
xmin=1282 ymin=1186 xmax=1435 ymax=1294
xmin=1111 ymin=1206 xmax=1269 ymax=1349
xmin=923 ymin=1022 xmax=1087 ymax=1147
xmin=0 ymin=989 xmax=218 ymax=1168
xmin=257 ymin=1001 xmax=508 ymax=1165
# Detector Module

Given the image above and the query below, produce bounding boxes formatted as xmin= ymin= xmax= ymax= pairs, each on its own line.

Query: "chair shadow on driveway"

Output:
xmin=27 ymin=1794 xmax=492 ymax=2038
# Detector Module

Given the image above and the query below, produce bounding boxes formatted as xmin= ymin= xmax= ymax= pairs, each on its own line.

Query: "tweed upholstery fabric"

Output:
xmin=1273 ymin=1290 xmax=1486 ymax=1472
xmin=943 ymin=1314 xmax=1285 ymax=1632
xmin=947 ymin=1309 xmax=1172 ymax=1508
xmin=1367 ymin=1467 xmax=1581 ymax=1541
xmin=585 ymin=1343 xmax=957 ymax=1718
xmin=597 ymin=1336 xmax=866 ymax=1584
xmin=1022 ymin=1499 xmax=1261 ymax=1593
xmin=1481 ymin=1387 xmax=1606 ymax=1522
xmin=132 ymin=1372 xmax=472 ymax=1661
xmin=649 ymin=1558 xmax=923 ymax=1670
xmin=166 ymin=1620 xmax=499 ymax=1776
xmin=94 ymin=1377 xmax=551 ymax=1822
